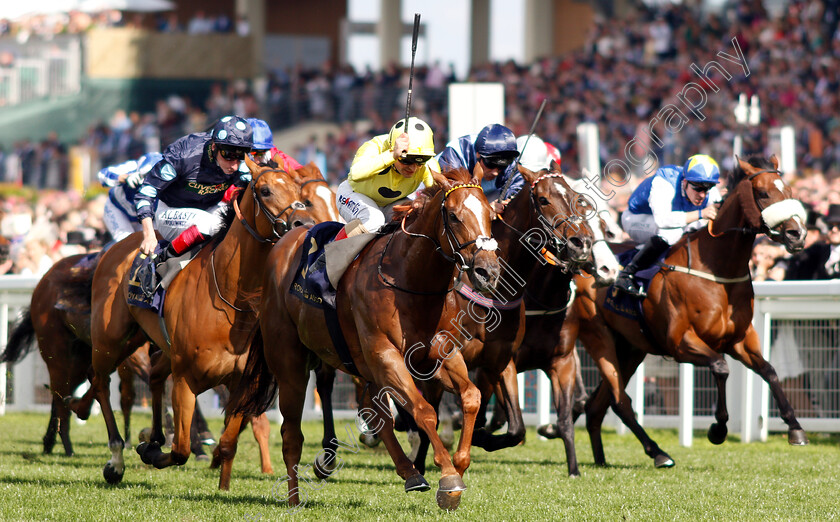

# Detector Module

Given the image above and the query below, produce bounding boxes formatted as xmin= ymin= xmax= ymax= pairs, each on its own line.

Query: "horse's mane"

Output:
xmin=389 ymin=167 xmax=473 ymax=227
xmin=722 ymin=155 xmax=767 ymax=229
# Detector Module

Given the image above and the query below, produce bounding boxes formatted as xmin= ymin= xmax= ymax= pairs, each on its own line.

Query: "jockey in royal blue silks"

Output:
xmin=436 ymin=123 xmax=521 ymax=204
xmin=614 ymin=153 xmax=723 ymax=296
xmin=135 ymin=115 xmax=253 ymax=262
xmin=99 ymin=153 xmax=163 ymax=242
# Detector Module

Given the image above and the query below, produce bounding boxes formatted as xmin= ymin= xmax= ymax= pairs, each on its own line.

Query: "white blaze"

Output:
xmin=463 ymin=194 xmax=490 ymax=237
xmin=315 ymin=185 xmax=339 ymax=221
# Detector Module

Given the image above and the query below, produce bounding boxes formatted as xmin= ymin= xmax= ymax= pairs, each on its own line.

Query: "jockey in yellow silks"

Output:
xmin=335 ymin=117 xmax=440 ymax=237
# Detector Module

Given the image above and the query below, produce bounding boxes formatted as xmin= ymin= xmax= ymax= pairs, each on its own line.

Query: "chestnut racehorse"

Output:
xmin=239 ymin=168 xmax=501 ymax=511
xmin=580 ymin=155 xmax=809 ymax=468
xmin=77 ymin=159 xmax=311 ymax=487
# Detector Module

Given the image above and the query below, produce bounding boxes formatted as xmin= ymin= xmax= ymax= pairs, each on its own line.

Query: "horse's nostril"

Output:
xmin=569 ymin=237 xmax=584 ymax=250
xmin=474 ymin=267 xmax=489 ymax=281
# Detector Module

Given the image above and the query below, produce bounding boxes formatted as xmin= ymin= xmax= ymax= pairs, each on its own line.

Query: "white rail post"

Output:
xmin=0 ymin=302 xmax=7 ymax=415
xmin=679 ymin=362 xmax=694 ymax=447
xmin=537 ymin=370 xmax=551 ymax=440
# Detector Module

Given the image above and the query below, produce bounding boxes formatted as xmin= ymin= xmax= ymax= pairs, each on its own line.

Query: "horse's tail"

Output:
xmin=228 ymin=327 xmax=278 ymax=418
xmin=2 ymin=308 xmax=36 ymax=364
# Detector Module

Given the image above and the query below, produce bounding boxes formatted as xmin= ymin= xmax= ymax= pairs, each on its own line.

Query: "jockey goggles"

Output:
xmin=217 ymin=145 xmax=249 ymax=161
xmin=398 ymin=155 xmax=432 ymax=165
xmin=481 ymin=154 xmax=515 ymax=170
xmin=249 ymin=149 xmax=272 ymax=164
xmin=688 ymin=181 xmax=715 ymax=193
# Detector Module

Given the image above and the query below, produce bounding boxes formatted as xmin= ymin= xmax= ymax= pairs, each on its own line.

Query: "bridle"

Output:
xmin=234 ymin=168 xmax=306 ymax=244
xmin=377 ymin=183 xmax=497 ymax=294
xmin=497 ymin=172 xmax=587 ymax=273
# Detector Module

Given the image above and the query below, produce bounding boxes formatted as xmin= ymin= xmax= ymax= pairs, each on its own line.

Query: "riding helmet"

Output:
xmin=247 ymin=118 xmax=274 ymax=151
xmin=475 ymin=124 xmax=519 ymax=159
xmin=211 ymin=116 xmax=253 ymax=150
xmin=682 ymin=154 xmax=720 ymax=184
xmin=516 ymin=135 xmax=552 ymax=172
xmin=387 ymin=117 xmax=436 ymax=157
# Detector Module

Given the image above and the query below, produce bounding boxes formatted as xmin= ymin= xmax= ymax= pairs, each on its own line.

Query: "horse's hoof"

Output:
xmin=359 ymin=432 xmax=381 ymax=448
xmin=314 ymin=451 xmax=338 ymax=480
xmin=789 ymin=429 xmax=809 ymax=446
xmin=138 ymin=427 xmax=152 ymax=444
xmin=405 ymin=473 xmax=430 ymax=492
xmin=436 ymin=489 xmax=463 ymax=511
xmin=209 ymin=454 xmax=221 ymax=469
xmin=707 ymin=423 xmax=728 ymax=445
xmin=195 ymin=454 xmax=210 ymax=462
xmin=137 ymin=441 xmax=161 ymax=465
xmin=537 ymin=423 xmax=561 ymax=439
xmin=654 ymin=453 xmax=675 ymax=468
xmin=103 ymin=463 xmax=124 ymax=484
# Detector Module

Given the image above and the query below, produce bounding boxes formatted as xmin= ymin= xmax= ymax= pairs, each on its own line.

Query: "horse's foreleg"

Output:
xmin=364 ymin=384 xmax=430 ymax=492
xmin=373 ymin=348 xmax=466 ymax=510
xmin=251 ymin=413 xmax=274 ymax=474
xmin=314 ymin=365 xmax=338 ymax=479
xmin=410 ymin=385 xmax=444 ymax=477
xmin=56 ymin=396 xmax=74 ymax=456
xmin=216 ymin=413 xmax=246 ymax=490
xmin=88 ymin=372 xmax=125 ymax=484
xmin=472 ymin=361 xmax=526 ymax=452
xmin=43 ymin=399 xmax=59 ymax=455
xmin=118 ymin=363 xmax=135 ymax=448
xmin=730 ymin=327 xmax=808 ymax=445
xmin=547 ymin=353 xmax=580 ymax=477
xmin=148 ymin=353 xmax=169 ymax=447
xmin=139 ymin=374 xmax=195 ymax=470
xmin=677 ymin=330 xmax=730 ymax=445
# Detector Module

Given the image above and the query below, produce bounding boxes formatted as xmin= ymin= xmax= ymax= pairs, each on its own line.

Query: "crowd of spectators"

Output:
xmin=3 ymin=0 xmax=840 ymax=281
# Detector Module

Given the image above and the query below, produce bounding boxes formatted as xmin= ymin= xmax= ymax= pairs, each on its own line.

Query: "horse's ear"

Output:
xmin=244 ymin=156 xmax=260 ymax=176
xmin=432 ymin=170 xmax=453 ymax=191
xmin=770 ymin=154 xmax=780 ymax=171
xmin=549 ymin=159 xmax=561 ymax=173
xmin=518 ymin=164 xmax=539 ymax=185
xmin=736 ymin=155 xmax=751 ymax=173
xmin=472 ymin=159 xmax=485 ymax=185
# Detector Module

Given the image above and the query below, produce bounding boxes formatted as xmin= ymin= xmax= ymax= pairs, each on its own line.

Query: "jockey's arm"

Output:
xmin=348 ymin=136 xmax=398 ymax=183
xmin=649 ymin=176 xmax=695 ymax=229
xmin=139 ymin=217 xmax=157 ymax=255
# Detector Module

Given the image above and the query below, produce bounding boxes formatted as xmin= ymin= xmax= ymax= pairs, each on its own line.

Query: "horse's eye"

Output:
xmin=538 ymin=196 xmax=550 ymax=206
xmin=756 ymin=190 xmax=769 ymax=199
xmin=449 ymin=212 xmax=460 ymax=222
xmin=304 ymin=199 xmax=312 ymax=207
xmin=259 ymin=186 xmax=271 ymax=198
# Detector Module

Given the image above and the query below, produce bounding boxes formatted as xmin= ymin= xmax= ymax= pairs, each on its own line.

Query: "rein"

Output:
xmin=234 ymin=169 xmax=306 ymax=243
xmin=524 ymin=278 xmax=577 ymax=316
xmin=210 ymin=249 xmax=252 ymax=312
xmin=376 ymin=183 xmax=492 ymax=294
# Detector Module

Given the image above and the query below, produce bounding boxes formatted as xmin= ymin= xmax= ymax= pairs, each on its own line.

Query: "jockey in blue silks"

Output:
xmin=615 ymin=154 xmax=723 ymax=296
xmin=99 ymin=153 xmax=164 ymax=242
xmin=437 ymin=123 xmax=520 ymax=207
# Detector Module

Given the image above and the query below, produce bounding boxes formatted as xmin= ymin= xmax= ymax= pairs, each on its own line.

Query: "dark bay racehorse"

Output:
xmin=239 ymin=168 xmax=500 ymax=511
xmin=410 ymin=165 xmax=594 ymax=473
xmin=76 ymin=158 xmax=311 ymax=487
xmin=581 ymin=155 xmax=809 ymax=467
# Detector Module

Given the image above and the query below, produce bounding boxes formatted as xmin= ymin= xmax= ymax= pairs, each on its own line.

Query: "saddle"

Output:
xmin=127 ymin=242 xmax=202 ymax=312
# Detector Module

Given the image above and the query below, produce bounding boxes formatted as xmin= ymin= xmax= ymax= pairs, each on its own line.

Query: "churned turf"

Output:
xmin=0 ymin=411 xmax=838 ymax=521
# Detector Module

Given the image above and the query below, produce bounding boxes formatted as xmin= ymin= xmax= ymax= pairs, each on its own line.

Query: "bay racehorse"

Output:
xmin=410 ymin=164 xmax=594 ymax=473
xmin=582 ymin=155 xmax=809 ymax=467
xmin=238 ymin=167 xmax=500 ymax=511
xmin=76 ymin=158 xmax=311 ymax=487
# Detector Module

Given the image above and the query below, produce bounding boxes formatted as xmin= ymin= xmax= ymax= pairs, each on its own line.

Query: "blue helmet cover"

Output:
xmin=247 ymin=118 xmax=274 ymax=150
xmin=682 ymin=154 xmax=720 ymax=184
xmin=475 ymin=124 xmax=519 ymax=158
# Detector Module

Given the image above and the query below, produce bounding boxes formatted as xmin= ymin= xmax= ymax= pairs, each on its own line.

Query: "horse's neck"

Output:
xmin=492 ymin=189 xmax=539 ymax=298
xmin=214 ymin=197 xmax=272 ymax=293
xmin=689 ymin=196 xmax=756 ymax=278
xmin=393 ymin=200 xmax=457 ymax=292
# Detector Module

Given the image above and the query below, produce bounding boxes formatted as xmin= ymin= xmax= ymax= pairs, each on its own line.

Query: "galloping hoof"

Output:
xmin=209 ymin=446 xmax=221 ymax=469
xmin=103 ymin=462 xmax=124 ymax=484
xmin=136 ymin=441 xmax=162 ymax=466
xmin=404 ymin=473 xmax=430 ymax=492
xmin=359 ymin=432 xmax=381 ymax=448
xmin=654 ymin=453 xmax=675 ymax=468
xmin=707 ymin=422 xmax=728 ymax=445
xmin=788 ymin=429 xmax=809 ymax=446
xmin=436 ymin=475 xmax=466 ymax=511
xmin=536 ymin=423 xmax=561 ymax=439
xmin=313 ymin=450 xmax=339 ymax=480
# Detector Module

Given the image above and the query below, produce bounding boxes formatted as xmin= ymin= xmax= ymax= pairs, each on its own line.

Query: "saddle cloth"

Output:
xmin=127 ymin=241 xmax=200 ymax=312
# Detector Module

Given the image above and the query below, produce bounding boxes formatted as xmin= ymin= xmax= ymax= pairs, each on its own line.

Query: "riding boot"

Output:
xmin=156 ymin=225 xmax=208 ymax=265
xmin=614 ymin=235 xmax=670 ymax=297
xmin=333 ymin=219 xmax=369 ymax=241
